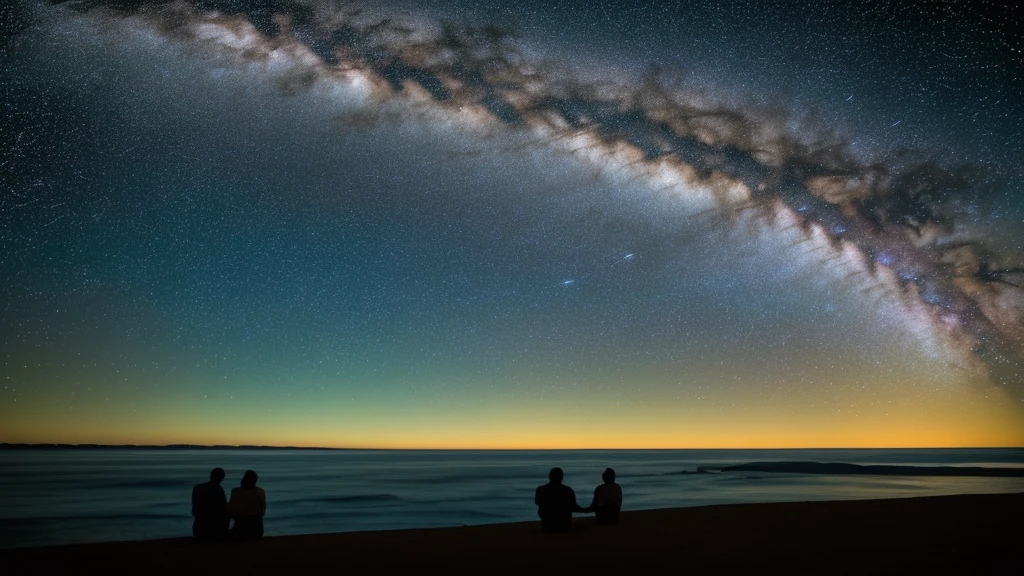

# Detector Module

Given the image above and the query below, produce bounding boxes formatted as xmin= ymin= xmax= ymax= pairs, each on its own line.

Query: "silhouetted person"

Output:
xmin=584 ymin=467 xmax=623 ymax=524
xmin=534 ymin=467 xmax=583 ymax=533
xmin=229 ymin=470 xmax=266 ymax=540
xmin=191 ymin=467 xmax=229 ymax=539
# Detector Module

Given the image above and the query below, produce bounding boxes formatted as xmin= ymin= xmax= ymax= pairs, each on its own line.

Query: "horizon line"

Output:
xmin=2 ymin=443 xmax=1022 ymax=451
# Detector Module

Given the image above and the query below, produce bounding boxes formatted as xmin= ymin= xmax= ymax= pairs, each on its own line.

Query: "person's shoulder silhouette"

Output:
xmin=191 ymin=467 xmax=229 ymax=539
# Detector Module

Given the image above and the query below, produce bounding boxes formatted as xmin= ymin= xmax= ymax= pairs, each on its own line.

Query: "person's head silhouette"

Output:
xmin=602 ymin=468 xmax=616 ymax=483
xmin=548 ymin=467 xmax=564 ymax=484
xmin=210 ymin=467 xmax=226 ymax=484
xmin=241 ymin=470 xmax=258 ymax=489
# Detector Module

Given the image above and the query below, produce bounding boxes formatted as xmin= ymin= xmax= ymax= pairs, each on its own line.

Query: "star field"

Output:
xmin=1 ymin=0 xmax=1022 ymax=448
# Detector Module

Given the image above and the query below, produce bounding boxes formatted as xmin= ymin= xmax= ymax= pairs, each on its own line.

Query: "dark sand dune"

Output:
xmin=718 ymin=461 xmax=1024 ymax=477
xmin=4 ymin=492 xmax=1021 ymax=574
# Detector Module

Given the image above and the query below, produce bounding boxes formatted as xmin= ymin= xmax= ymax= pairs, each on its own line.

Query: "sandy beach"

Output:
xmin=5 ymin=492 xmax=1020 ymax=574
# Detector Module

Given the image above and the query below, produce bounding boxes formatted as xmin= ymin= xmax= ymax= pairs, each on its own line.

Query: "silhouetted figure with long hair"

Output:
xmin=191 ymin=467 xmax=229 ymax=539
xmin=584 ymin=467 xmax=623 ymax=524
xmin=228 ymin=470 xmax=266 ymax=540
xmin=534 ymin=467 xmax=584 ymax=533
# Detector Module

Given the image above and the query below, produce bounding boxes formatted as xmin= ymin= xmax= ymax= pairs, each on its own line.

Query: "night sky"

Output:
xmin=2 ymin=0 xmax=1023 ymax=448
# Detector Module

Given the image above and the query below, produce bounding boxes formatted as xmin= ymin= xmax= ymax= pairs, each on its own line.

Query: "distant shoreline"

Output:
xmin=1 ymin=444 xmax=1023 ymax=451
xmin=0 ymin=443 xmax=366 ymax=451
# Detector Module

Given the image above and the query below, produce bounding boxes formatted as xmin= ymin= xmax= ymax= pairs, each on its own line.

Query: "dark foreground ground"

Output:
xmin=5 ymin=492 xmax=1021 ymax=574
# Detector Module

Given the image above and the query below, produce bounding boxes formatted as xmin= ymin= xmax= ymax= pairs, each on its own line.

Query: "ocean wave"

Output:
xmin=97 ymin=479 xmax=194 ymax=489
xmin=0 ymin=512 xmax=188 ymax=524
xmin=313 ymin=494 xmax=405 ymax=504
xmin=265 ymin=510 xmax=379 ymax=522
xmin=440 ymin=509 xmax=511 ymax=520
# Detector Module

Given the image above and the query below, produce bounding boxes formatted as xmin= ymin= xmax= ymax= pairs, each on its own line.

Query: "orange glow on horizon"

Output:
xmin=4 ymin=351 xmax=1023 ymax=451
xmin=5 ymin=397 xmax=1023 ymax=450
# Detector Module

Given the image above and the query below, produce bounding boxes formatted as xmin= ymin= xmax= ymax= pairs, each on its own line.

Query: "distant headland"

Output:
xmin=709 ymin=461 xmax=1024 ymax=477
xmin=0 ymin=443 xmax=357 ymax=451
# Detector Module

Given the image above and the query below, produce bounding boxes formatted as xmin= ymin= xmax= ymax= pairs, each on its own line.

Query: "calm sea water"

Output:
xmin=1 ymin=448 xmax=1023 ymax=549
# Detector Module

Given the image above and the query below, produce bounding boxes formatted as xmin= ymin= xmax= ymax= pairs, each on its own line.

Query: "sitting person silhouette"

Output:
xmin=228 ymin=470 xmax=266 ymax=540
xmin=534 ymin=467 xmax=584 ymax=533
xmin=584 ymin=467 xmax=623 ymax=524
xmin=191 ymin=467 xmax=229 ymax=539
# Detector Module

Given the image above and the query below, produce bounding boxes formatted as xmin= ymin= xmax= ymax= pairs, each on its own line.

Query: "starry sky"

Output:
xmin=2 ymin=0 xmax=1023 ymax=448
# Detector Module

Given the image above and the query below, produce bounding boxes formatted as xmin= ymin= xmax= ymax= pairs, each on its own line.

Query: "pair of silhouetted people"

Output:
xmin=535 ymin=467 xmax=622 ymax=532
xmin=191 ymin=468 xmax=266 ymax=541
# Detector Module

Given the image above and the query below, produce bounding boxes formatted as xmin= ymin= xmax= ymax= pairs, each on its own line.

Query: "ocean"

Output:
xmin=1 ymin=448 xmax=1022 ymax=549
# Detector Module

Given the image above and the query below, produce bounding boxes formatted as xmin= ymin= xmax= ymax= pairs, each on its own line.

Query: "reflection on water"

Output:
xmin=1 ymin=448 xmax=1022 ymax=548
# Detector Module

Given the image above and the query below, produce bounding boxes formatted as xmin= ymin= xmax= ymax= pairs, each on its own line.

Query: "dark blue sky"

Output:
xmin=1 ymin=0 xmax=1022 ymax=447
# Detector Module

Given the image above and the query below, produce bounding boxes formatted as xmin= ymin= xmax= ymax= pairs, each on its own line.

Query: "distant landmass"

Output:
xmin=716 ymin=461 xmax=1024 ymax=478
xmin=0 ymin=443 xmax=360 ymax=450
